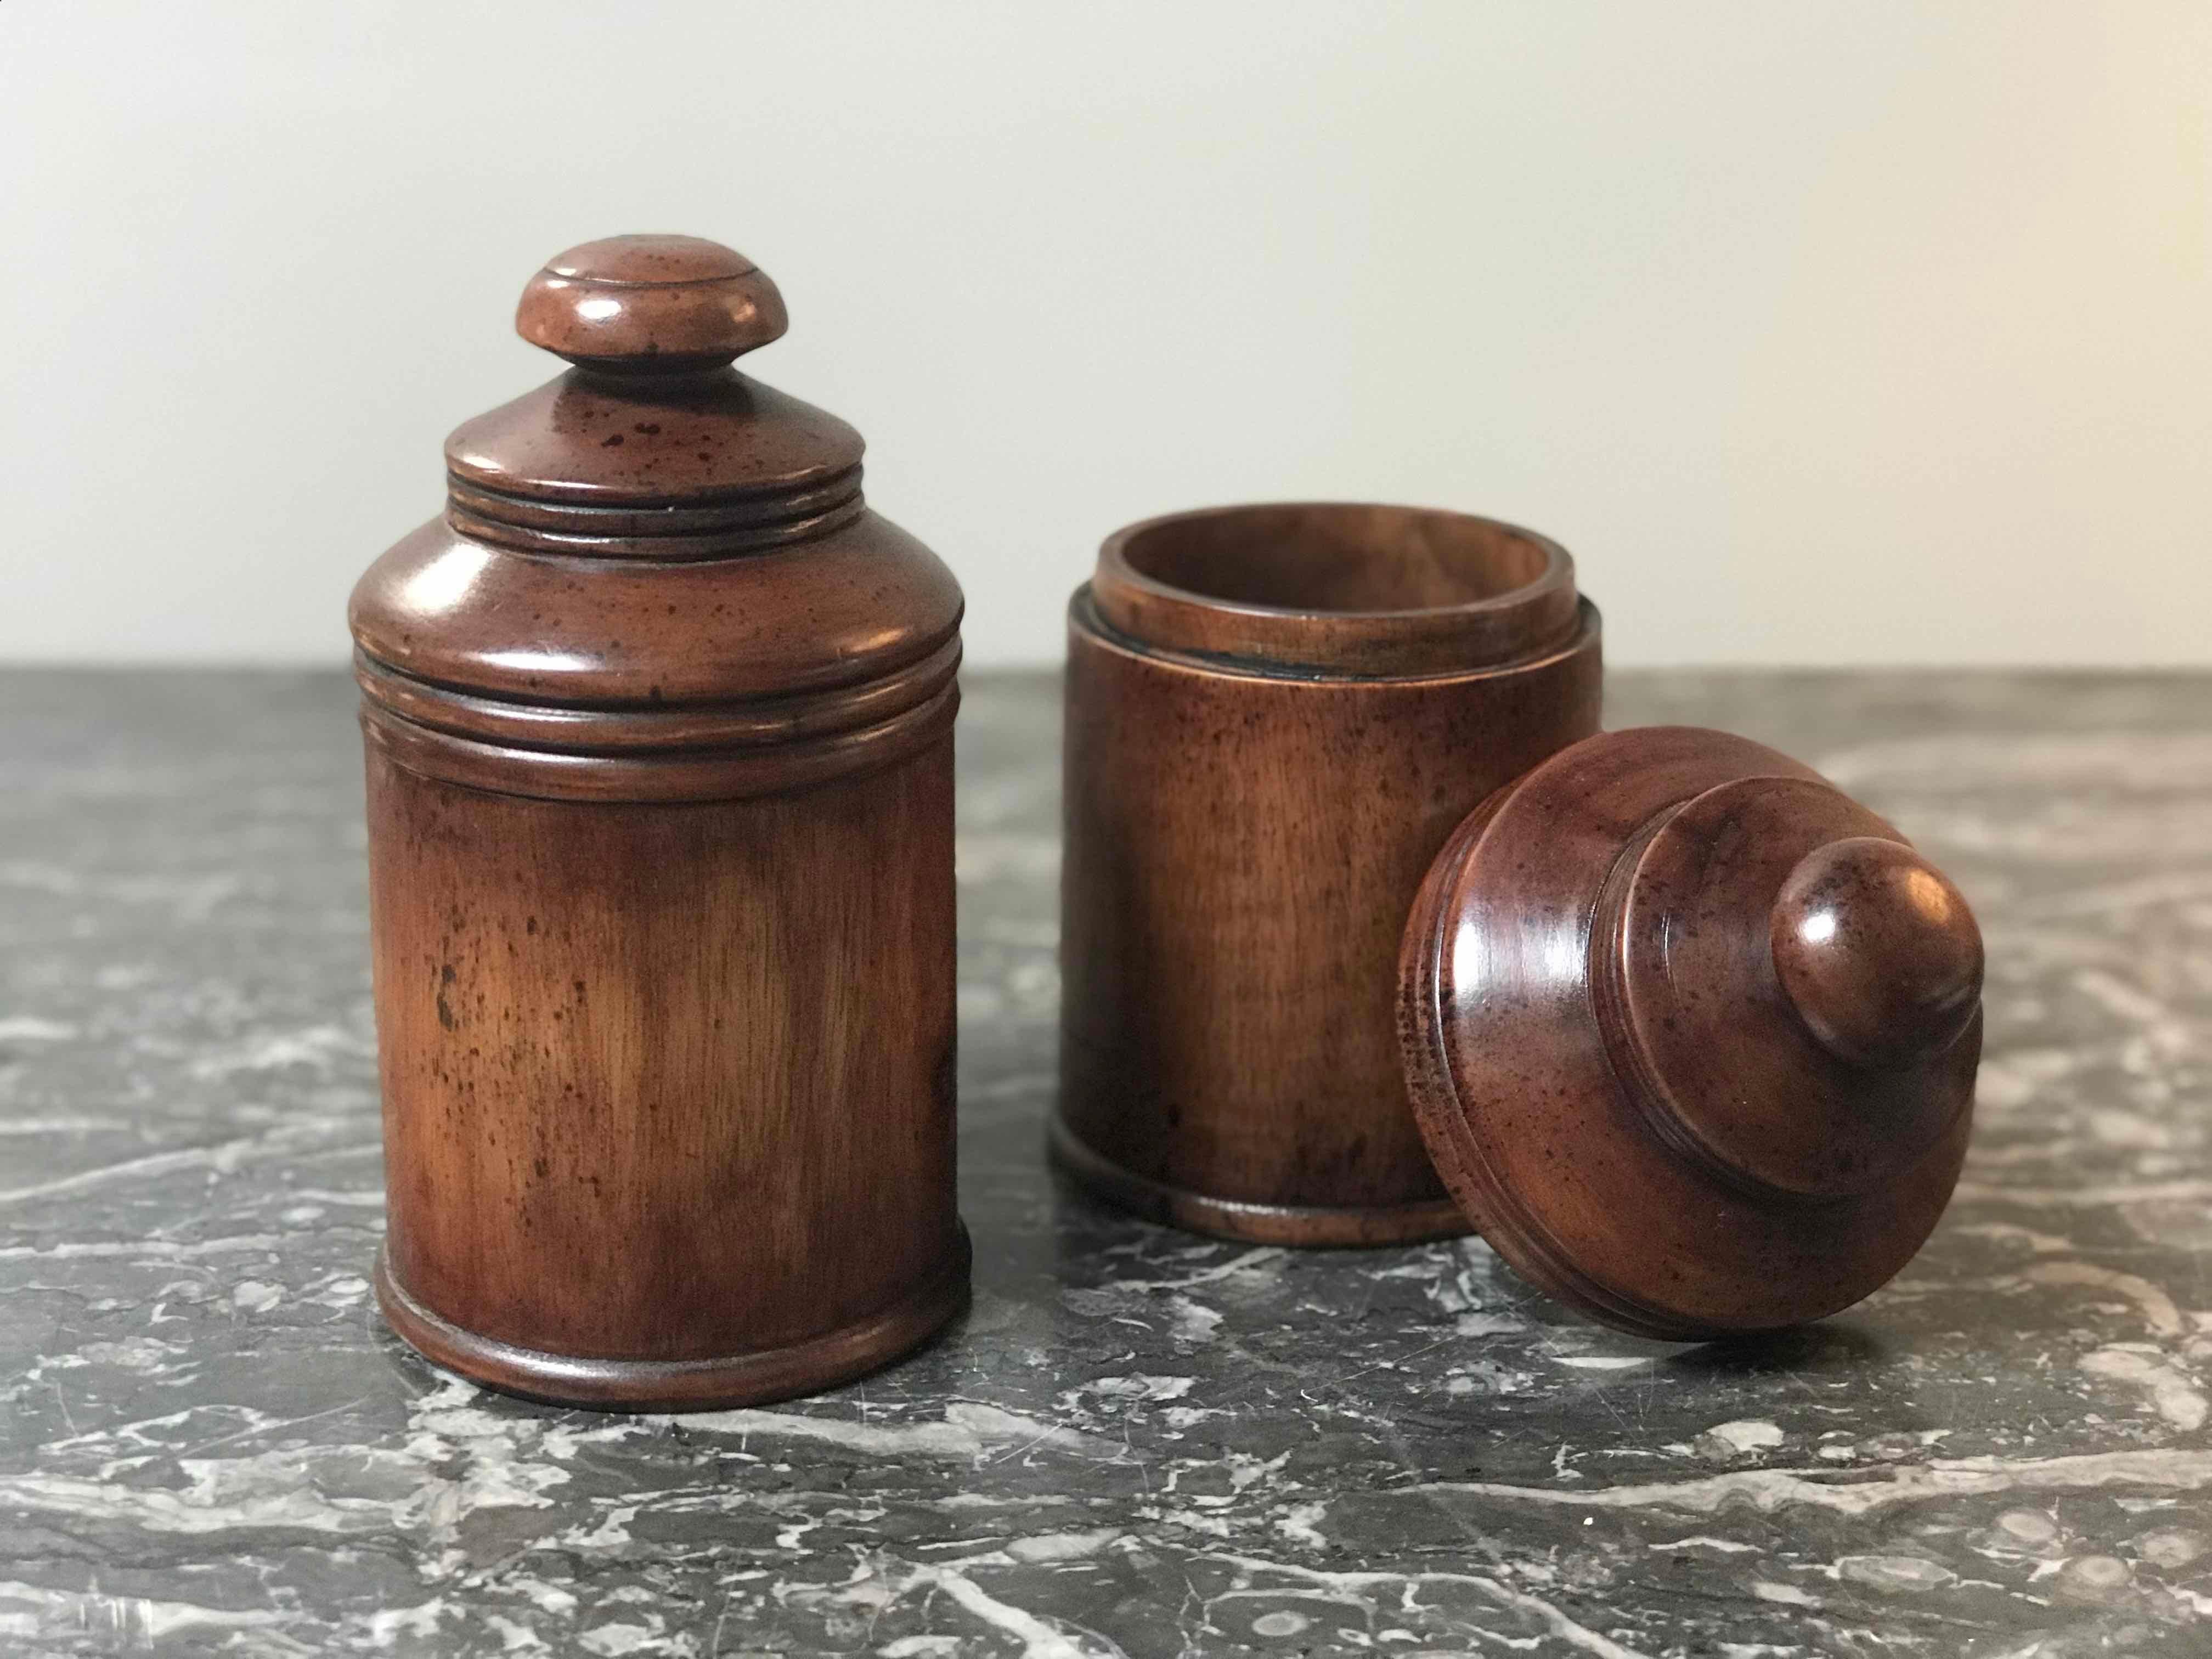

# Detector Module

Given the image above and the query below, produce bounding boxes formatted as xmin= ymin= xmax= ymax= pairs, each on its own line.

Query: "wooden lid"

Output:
xmin=1397 ymin=726 xmax=1982 ymax=1339
xmin=347 ymin=235 xmax=962 ymax=800
xmin=446 ymin=234 xmax=859 ymax=516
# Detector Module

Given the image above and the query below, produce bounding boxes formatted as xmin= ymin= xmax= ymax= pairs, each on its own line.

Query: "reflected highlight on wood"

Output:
xmin=1771 ymin=835 xmax=1985 ymax=1071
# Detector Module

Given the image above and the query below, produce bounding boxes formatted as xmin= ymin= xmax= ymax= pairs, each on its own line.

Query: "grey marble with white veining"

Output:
xmin=1 ymin=667 xmax=2208 ymax=1658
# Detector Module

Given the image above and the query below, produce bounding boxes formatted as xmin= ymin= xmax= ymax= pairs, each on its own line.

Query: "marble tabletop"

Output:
xmin=1 ymin=667 xmax=2207 ymax=1658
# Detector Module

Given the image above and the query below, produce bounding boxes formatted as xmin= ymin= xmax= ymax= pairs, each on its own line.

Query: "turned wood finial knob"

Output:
xmin=1770 ymin=835 xmax=1983 ymax=1071
xmin=515 ymin=234 xmax=788 ymax=373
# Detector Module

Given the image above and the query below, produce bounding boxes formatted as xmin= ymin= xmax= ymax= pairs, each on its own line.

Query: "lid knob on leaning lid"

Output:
xmin=1770 ymin=836 xmax=1984 ymax=1072
xmin=515 ymin=234 xmax=789 ymax=373
xmin=1398 ymin=727 xmax=1984 ymax=1341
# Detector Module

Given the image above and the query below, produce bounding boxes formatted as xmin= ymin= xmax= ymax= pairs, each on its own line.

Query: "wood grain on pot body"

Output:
xmin=1056 ymin=505 xmax=1602 ymax=1245
xmin=351 ymin=236 xmax=967 ymax=1409
xmin=364 ymin=741 xmax=960 ymax=1403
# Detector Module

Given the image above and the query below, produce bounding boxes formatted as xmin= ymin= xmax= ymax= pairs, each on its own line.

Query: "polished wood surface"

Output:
xmin=350 ymin=512 xmax=958 ymax=703
xmin=1398 ymin=726 xmax=1983 ymax=1338
xmin=516 ymin=234 xmax=789 ymax=372
xmin=1089 ymin=501 xmax=1583 ymax=675
xmin=1770 ymin=834 xmax=1984 ymax=1070
xmin=1056 ymin=504 xmax=1602 ymax=1244
xmin=365 ymin=742 xmax=963 ymax=1407
xmin=351 ymin=236 xmax=966 ymax=1408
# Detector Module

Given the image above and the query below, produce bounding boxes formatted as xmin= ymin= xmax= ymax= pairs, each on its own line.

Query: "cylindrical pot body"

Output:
xmin=350 ymin=236 xmax=967 ymax=1408
xmin=1055 ymin=504 xmax=1602 ymax=1244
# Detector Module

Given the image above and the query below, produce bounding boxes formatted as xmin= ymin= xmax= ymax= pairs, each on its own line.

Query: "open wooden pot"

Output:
xmin=1057 ymin=503 xmax=1983 ymax=1339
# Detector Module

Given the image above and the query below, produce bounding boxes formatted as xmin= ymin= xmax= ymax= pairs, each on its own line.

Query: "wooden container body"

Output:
xmin=352 ymin=497 xmax=967 ymax=1409
xmin=366 ymin=740 xmax=962 ymax=1408
xmin=1054 ymin=505 xmax=1602 ymax=1245
xmin=353 ymin=236 xmax=970 ymax=1407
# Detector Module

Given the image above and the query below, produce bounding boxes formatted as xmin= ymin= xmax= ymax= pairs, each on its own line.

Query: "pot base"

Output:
xmin=1049 ymin=1117 xmax=1469 ymax=1248
xmin=373 ymin=1227 xmax=971 ymax=1412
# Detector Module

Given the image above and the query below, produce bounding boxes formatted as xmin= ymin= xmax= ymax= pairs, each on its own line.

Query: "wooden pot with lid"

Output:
xmin=350 ymin=235 xmax=967 ymax=1408
xmin=1057 ymin=503 xmax=1983 ymax=1336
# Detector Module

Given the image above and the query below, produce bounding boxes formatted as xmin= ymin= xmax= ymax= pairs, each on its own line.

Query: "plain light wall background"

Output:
xmin=3 ymin=2 xmax=2206 ymax=668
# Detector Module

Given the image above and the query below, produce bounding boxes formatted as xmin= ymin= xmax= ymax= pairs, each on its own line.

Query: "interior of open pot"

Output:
xmin=1115 ymin=503 xmax=1556 ymax=614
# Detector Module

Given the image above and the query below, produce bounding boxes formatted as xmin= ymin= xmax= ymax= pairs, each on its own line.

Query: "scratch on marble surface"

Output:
xmin=644 ymin=1401 xmax=1122 ymax=1463
xmin=0 ymin=1581 xmax=289 ymax=1644
xmin=0 ymin=1231 xmax=284 ymax=1262
xmin=2071 ymin=969 xmax=2189 ymax=1038
xmin=2012 ymin=870 xmax=2212 ymax=919
xmin=1111 ymin=1246 xmax=1289 ymax=1297
xmin=0 ymin=1015 xmax=80 ymax=1041
xmin=2079 ymin=1346 xmax=2210 ymax=1431
xmin=1815 ymin=731 xmax=2212 ymax=792
xmin=0 ymin=1123 xmax=373 ymax=1207
xmin=187 ymin=1023 xmax=370 ymax=1079
xmin=778 ymin=1543 xmax=1135 ymax=1658
xmin=1883 ymin=1260 xmax=2189 ymax=1337
xmin=0 ymin=1461 xmax=399 ymax=1536
xmin=1951 ymin=1178 xmax=2212 ymax=1207
xmin=0 ymin=1114 xmax=131 ymax=1135
xmin=922 ymin=1567 xmax=1126 ymax=1659
xmin=1412 ymin=1448 xmax=2212 ymax=1519
xmin=1649 ymin=1536 xmax=1761 ymax=1554
xmin=1205 ymin=1552 xmax=1654 ymax=1659
xmin=1949 ymin=1221 xmax=2084 ymax=1254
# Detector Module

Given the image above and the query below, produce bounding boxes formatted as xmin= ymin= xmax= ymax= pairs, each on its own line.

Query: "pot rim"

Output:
xmin=1092 ymin=501 xmax=1582 ymax=676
